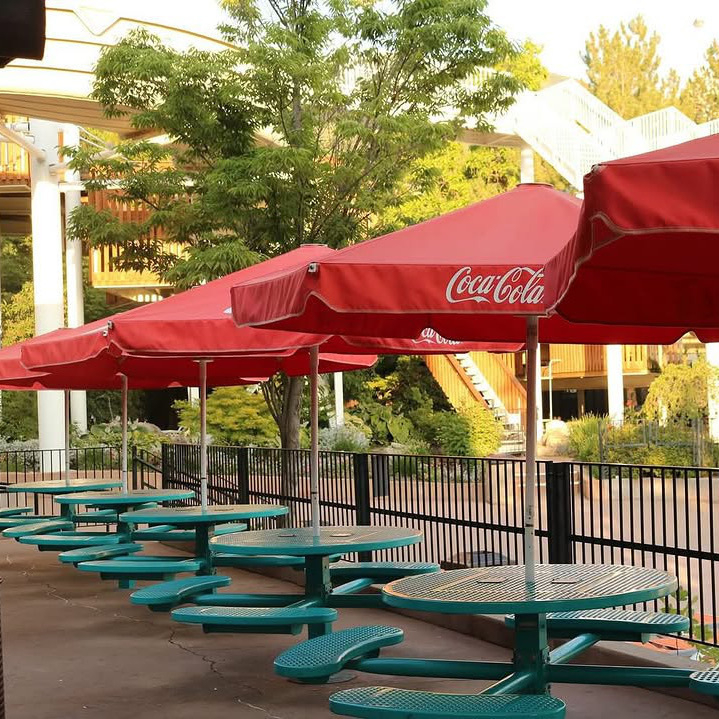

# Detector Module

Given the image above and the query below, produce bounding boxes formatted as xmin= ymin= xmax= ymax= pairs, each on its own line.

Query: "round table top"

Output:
xmin=120 ymin=503 xmax=289 ymax=525
xmin=54 ymin=488 xmax=195 ymax=506
xmin=382 ymin=564 xmax=677 ymax=614
xmin=210 ymin=525 xmax=423 ymax=556
xmin=6 ymin=479 xmax=122 ymax=494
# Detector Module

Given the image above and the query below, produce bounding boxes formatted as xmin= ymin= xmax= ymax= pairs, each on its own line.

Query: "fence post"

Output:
xmin=546 ymin=461 xmax=573 ymax=564
xmin=237 ymin=447 xmax=250 ymax=504
xmin=353 ymin=453 xmax=372 ymax=561
xmin=130 ymin=446 xmax=138 ymax=489
xmin=161 ymin=443 xmax=170 ymax=489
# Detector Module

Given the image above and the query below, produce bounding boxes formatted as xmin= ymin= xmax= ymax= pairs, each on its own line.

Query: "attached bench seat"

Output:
xmin=330 ymin=562 xmax=440 ymax=583
xmin=506 ymin=609 xmax=690 ymax=641
xmin=171 ymin=605 xmax=337 ymax=635
xmin=213 ymin=554 xmax=306 ymax=569
xmin=76 ymin=557 xmax=204 ymax=581
xmin=0 ymin=516 xmax=55 ymax=529
xmin=58 ymin=543 xmax=143 ymax=565
xmin=131 ymin=575 xmax=231 ymax=611
xmin=131 ymin=523 xmax=248 ymax=542
xmin=329 ymin=687 xmax=566 ymax=719
xmin=0 ymin=506 xmax=33 ymax=517
xmin=689 ymin=670 xmax=719 ymax=696
xmin=275 ymin=625 xmax=404 ymax=682
xmin=18 ymin=531 xmax=130 ymax=551
xmin=73 ymin=510 xmax=118 ymax=524
xmin=4 ymin=519 xmax=74 ymax=538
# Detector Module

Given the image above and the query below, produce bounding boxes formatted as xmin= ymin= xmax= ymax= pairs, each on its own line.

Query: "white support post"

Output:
xmin=520 ymin=143 xmax=535 ymax=184
xmin=707 ymin=343 xmax=719 ymax=441
xmin=120 ymin=374 xmax=128 ymax=493
xmin=310 ymin=346 xmax=320 ymax=537
xmin=535 ymin=345 xmax=544 ymax=441
xmin=333 ymin=372 xmax=344 ymax=427
xmin=606 ymin=345 xmax=625 ymax=425
xmin=64 ymin=390 xmax=71 ymax=484
xmin=30 ymin=119 xmax=66 ymax=456
xmin=199 ymin=360 xmax=209 ymax=510
xmin=63 ymin=124 xmax=87 ymax=434
xmin=524 ymin=317 xmax=539 ymax=584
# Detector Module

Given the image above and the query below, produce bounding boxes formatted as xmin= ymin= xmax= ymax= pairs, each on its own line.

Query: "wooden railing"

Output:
xmin=547 ymin=344 xmax=655 ymax=378
xmin=423 ymin=355 xmax=486 ymax=410
xmin=87 ymin=191 xmax=184 ymax=289
xmin=0 ymin=140 xmax=30 ymax=185
xmin=470 ymin=352 xmax=527 ymax=418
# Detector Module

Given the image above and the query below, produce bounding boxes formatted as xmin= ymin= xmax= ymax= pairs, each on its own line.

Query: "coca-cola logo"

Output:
xmin=412 ymin=328 xmax=461 ymax=346
xmin=445 ymin=266 xmax=544 ymax=306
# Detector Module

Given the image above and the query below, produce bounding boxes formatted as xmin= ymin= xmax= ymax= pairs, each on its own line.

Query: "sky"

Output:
xmin=486 ymin=0 xmax=719 ymax=81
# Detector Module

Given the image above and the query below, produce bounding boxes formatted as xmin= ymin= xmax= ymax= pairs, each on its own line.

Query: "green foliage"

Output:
xmin=318 ymin=423 xmax=370 ymax=452
xmin=464 ymin=404 xmax=503 ymax=456
xmin=567 ymin=413 xmax=601 ymax=462
xmin=644 ymin=360 xmax=719 ymax=423
xmin=0 ymin=235 xmax=33 ymax=300
xmin=0 ymin=392 xmax=37 ymax=441
xmin=174 ymin=386 xmax=278 ymax=447
xmin=344 ymin=356 xmax=452 ymax=447
xmin=583 ymin=15 xmax=677 ymax=118
xmin=434 ymin=411 xmax=472 ymax=456
xmin=2 ymin=281 xmax=35 ymax=346
xmin=69 ymin=4 xmax=522 ymax=284
xmin=680 ymin=40 xmax=719 ymax=123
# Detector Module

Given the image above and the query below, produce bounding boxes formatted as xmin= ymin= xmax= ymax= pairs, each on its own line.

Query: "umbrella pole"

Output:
xmin=120 ymin=374 xmax=128 ymax=493
xmin=64 ymin=389 xmax=70 ymax=485
xmin=310 ymin=345 xmax=320 ymax=537
xmin=199 ymin=360 xmax=208 ymax=511
xmin=524 ymin=316 xmax=539 ymax=584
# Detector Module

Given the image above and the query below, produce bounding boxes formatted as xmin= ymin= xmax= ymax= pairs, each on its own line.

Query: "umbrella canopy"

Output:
xmin=556 ymin=133 xmax=719 ymax=334
xmin=229 ymin=184 xmax=694 ymax=344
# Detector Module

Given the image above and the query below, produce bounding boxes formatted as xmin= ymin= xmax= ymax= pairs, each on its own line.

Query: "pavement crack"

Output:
xmin=167 ymin=629 xmax=284 ymax=719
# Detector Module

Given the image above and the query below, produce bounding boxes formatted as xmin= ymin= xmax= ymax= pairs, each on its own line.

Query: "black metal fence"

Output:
xmin=2 ymin=442 xmax=718 ymax=650
xmin=0 ymin=446 xmax=122 ymax=516
xmin=160 ymin=443 xmax=719 ymax=650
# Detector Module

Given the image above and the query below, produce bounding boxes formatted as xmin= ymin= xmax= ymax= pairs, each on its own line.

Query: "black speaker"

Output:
xmin=0 ymin=0 xmax=46 ymax=68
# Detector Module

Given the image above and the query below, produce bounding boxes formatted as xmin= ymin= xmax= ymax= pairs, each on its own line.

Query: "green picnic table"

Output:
xmin=6 ymin=479 xmax=122 ymax=518
xmin=55 ymin=489 xmax=195 ymax=533
xmin=170 ymin=526 xmax=424 ymax=637
xmin=120 ymin=504 xmax=289 ymax=572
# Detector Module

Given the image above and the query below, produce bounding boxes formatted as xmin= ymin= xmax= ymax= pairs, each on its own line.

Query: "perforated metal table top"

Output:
xmin=6 ymin=479 xmax=122 ymax=494
xmin=382 ymin=564 xmax=677 ymax=614
xmin=120 ymin=503 xmax=288 ymax=525
xmin=210 ymin=526 xmax=422 ymax=556
xmin=55 ymin=488 xmax=194 ymax=506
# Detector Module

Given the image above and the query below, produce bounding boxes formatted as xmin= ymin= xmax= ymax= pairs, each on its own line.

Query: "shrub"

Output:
xmin=174 ymin=386 xmax=278 ymax=447
xmin=463 ymin=405 xmax=503 ymax=457
xmin=434 ymin=411 xmax=472 ymax=456
xmin=318 ymin=424 xmax=370 ymax=452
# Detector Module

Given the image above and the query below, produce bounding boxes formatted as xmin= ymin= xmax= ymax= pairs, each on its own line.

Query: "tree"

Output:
xmin=583 ymin=15 xmax=677 ymax=119
xmin=680 ymin=41 xmax=719 ymax=123
xmin=68 ymin=0 xmax=524 ymax=451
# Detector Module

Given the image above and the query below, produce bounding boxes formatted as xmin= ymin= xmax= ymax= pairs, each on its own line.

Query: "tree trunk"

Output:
xmin=262 ymin=374 xmax=304 ymax=526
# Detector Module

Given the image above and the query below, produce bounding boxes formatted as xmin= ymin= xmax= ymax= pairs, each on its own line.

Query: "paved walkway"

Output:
xmin=0 ymin=541 xmax=711 ymax=718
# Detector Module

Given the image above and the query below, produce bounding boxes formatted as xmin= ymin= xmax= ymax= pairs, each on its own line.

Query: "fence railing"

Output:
xmin=160 ymin=443 xmax=719 ymax=650
xmin=2 ymin=442 xmax=718 ymax=651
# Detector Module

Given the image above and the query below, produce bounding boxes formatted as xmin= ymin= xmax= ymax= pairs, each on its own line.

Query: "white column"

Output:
xmin=606 ymin=345 xmax=625 ymax=424
xmin=333 ymin=372 xmax=344 ymax=427
xmin=63 ymin=124 xmax=87 ymax=433
xmin=520 ymin=143 xmax=535 ymax=184
xmin=706 ymin=343 xmax=719 ymax=441
xmin=30 ymin=119 xmax=66 ymax=453
xmin=535 ymin=345 xmax=544 ymax=440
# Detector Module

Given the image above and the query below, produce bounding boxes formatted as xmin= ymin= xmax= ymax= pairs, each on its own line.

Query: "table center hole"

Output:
xmin=278 ymin=533 xmax=297 ymax=538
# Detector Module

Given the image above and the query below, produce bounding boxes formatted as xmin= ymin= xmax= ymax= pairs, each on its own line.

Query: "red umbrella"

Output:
xmin=555 ymin=133 xmax=719 ymax=334
xmin=229 ymin=182 xmax=719 ymax=580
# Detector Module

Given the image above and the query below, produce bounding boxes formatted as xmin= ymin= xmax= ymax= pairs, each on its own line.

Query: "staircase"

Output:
xmin=487 ymin=77 xmax=719 ymax=190
xmin=423 ymin=353 xmax=526 ymax=454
